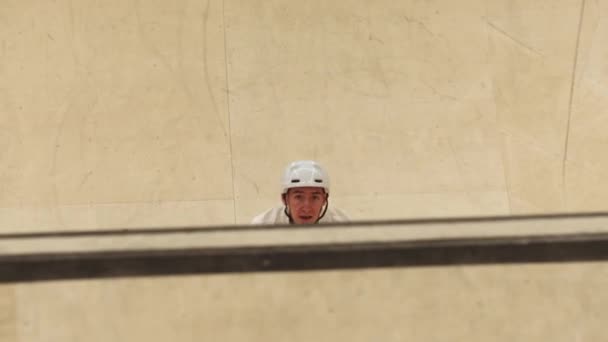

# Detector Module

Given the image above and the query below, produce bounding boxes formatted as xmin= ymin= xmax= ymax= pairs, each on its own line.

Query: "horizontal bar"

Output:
xmin=3 ymin=211 xmax=608 ymax=239
xmin=1 ymin=232 xmax=608 ymax=283
xmin=3 ymin=215 xmax=608 ymax=257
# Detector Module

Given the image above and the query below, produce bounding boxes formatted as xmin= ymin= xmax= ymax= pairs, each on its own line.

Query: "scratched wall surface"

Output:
xmin=565 ymin=0 xmax=608 ymax=211
xmin=0 ymin=0 xmax=605 ymax=230
xmin=0 ymin=0 xmax=234 ymax=231
xmin=227 ymin=0 xmax=512 ymax=222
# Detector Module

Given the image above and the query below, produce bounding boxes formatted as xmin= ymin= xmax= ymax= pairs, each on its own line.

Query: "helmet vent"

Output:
xmin=291 ymin=179 xmax=300 ymax=183
xmin=314 ymin=179 xmax=322 ymax=183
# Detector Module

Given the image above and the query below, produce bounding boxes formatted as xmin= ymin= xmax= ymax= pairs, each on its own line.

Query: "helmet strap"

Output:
xmin=315 ymin=195 xmax=329 ymax=223
xmin=283 ymin=206 xmax=295 ymax=224
xmin=282 ymin=193 xmax=295 ymax=224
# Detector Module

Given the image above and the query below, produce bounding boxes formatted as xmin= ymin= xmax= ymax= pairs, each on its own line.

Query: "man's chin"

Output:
xmin=294 ymin=216 xmax=317 ymax=224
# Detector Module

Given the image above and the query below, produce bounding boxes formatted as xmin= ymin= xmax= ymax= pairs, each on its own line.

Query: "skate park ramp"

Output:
xmin=3 ymin=0 xmax=608 ymax=340
xmin=1 ymin=213 xmax=608 ymax=341
xmin=2 ymin=0 xmax=608 ymax=231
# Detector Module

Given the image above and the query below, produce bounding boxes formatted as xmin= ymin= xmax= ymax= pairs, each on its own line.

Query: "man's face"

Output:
xmin=283 ymin=187 xmax=328 ymax=224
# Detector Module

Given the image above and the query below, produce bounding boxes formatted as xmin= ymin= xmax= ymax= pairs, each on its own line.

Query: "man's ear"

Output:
xmin=281 ymin=193 xmax=287 ymax=205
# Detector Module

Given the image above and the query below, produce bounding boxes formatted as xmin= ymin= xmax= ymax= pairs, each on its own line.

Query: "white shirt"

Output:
xmin=251 ymin=205 xmax=349 ymax=224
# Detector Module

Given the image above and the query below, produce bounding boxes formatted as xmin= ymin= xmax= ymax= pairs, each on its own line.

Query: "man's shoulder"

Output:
xmin=251 ymin=206 xmax=288 ymax=224
xmin=320 ymin=207 xmax=350 ymax=223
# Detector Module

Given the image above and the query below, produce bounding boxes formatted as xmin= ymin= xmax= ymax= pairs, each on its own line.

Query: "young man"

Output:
xmin=251 ymin=160 xmax=349 ymax=224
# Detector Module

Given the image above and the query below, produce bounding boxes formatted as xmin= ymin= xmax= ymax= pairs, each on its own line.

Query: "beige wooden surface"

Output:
xmin=1 ymin=262 xmax=606 ymax=342
xmin=2 ymin=0 xmax=608 ymax=340
xmin=1 ymin=0 xmax=607 ymax=231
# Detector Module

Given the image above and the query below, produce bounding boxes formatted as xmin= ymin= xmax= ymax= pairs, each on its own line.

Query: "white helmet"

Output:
xmin=281 ymin=160 xmax=330 ymax=194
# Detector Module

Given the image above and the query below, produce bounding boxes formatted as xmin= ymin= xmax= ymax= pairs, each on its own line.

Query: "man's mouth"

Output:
xmin=298 ymin=215 xmax=314 ymax=221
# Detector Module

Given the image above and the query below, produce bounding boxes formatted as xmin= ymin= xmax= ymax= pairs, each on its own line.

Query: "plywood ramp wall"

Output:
xmin=2 ymin=0 xmax=607 ymax=230
xmin=2 ymin=1 xmax=608 ymax=340
xmin=0 ymin=263 xmax=606 ymax=341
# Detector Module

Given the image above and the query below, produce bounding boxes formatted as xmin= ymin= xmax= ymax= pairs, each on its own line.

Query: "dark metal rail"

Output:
xmin=2 ymin=231 xmax=608 ymax=283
